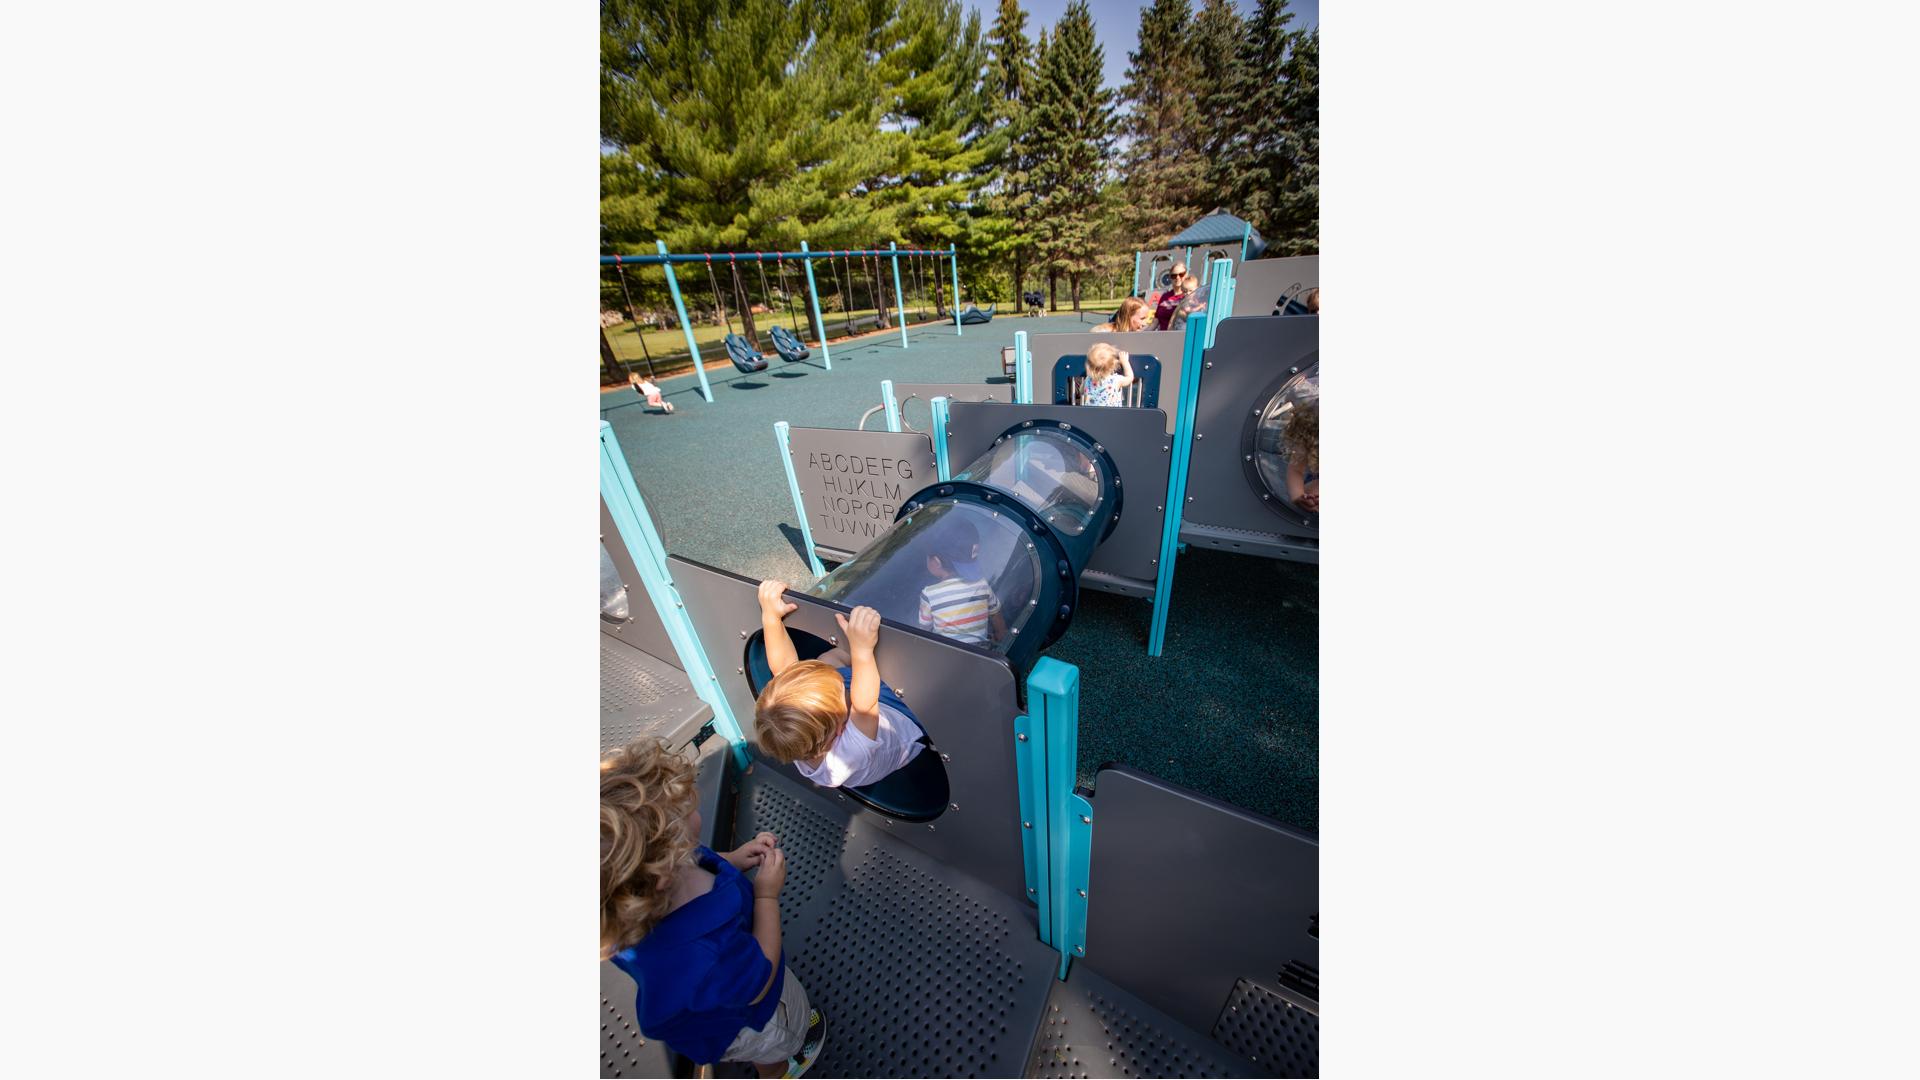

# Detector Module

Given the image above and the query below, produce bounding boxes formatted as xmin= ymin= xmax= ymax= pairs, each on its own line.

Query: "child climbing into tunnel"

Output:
xmin=601 ymin=740 xmax=828 ymax=1078
xmin=754 ymin=582 xmax=927 ymax=790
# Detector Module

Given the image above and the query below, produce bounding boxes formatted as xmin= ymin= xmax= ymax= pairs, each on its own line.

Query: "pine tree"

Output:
xmin=977 ymin=0 xmax=1039 ymax=305
xmin=1270 ymin=29 xmax=1317 ymax=253
xmin=1190 ymin=0 xmax=1246 ymax=201
xmin=1028 ymin=1 xmax=1114 ymax=311
xmin=1118 ymin=0 xmax=1206 ymax=250
xmin=1224 ymin=0 xmax=1297 ymax=237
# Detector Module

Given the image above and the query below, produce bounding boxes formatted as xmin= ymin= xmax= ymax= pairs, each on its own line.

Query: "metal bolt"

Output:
xmin=1028 ymin=887 xmax=1036 ymax=894
xmin=1262 ymin=494 xmax=1270 ymax=501
xmin=1075 ymin=946 xmax=1085 ymax=955
xmin=1018 ymin=733 xmax=1029 ymax=742
xmin=829 ymin=635 xmax=837 ymax=644
xmin=1155 ymin=505 xmax=1163 ymax=512
xmin=1023 ymin=821 xmax=1032 ymax=828
xmin=1187 ymin=496 xmax=1194 ymax=503
xmin=1206 ymin=361 xmax=1213 ymax=368
xmin=949 ymin=803 xmax=960 ymax=811
xmin=1196 ymin=433 xmax=1203 ymax=439
xmin=1245 ymin=454 xmax=1253 ymax=461
xmin=1077 ymin=889 xmax=1087 ymax=898
xmin=1290 ymin=366 xmax=1299 ymax=373
xmin=940 ymin=753 xmax=951 ymax=762
xmin=1079 ymin=815 xmax=1091 ymax=824
xmin=1161 ymin=445 xmax=1169 ymax=452
xmin=739 ymin=629 xmax=749 ymax=638
xmin=927 ymin=824 xmax=937 ymax=831
xmin=736 ymin=667 xmax=744 ymax=674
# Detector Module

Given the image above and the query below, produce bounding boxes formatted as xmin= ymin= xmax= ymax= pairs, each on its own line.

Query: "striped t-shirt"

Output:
xmin=918 ymin=577 xmax=1001 ymax=644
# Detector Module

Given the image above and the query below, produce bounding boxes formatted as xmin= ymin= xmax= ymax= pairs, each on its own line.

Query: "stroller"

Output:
xmin=1022 ymin=290 xmax=1045 ymax=317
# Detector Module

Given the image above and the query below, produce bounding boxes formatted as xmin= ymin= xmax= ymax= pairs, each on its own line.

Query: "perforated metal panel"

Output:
xmin=1026 ymin=966 xmax=1259 ymax=1079
xmin=600 ymin=635 xmax=712 ymax=755
xmin=730 ymin=766 xmax=1054 ymax=1079
xmin=1212 ymin=979 xmax=1318 ymax=1078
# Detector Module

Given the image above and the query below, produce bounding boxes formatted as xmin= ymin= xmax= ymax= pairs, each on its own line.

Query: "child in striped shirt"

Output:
xmin=917 ymin=521 xmax=1006 ymax=647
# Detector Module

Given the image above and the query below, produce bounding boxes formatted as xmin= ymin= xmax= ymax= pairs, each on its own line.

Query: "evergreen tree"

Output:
xmin=1028 ymin=1 xmax=1114 ymax=310
xmin=1189 ymin=0 xmax=1246 ymax=201
xmin=1223 ymin=0 xmax=1297 ymax=237
xmin=1270 ymin=29 xmax=1318 ymax=253
xmin=977 ymin=0 xmax=1040 ymax=305
xmin=1118 ymin=0 xmax=1206 ymax=250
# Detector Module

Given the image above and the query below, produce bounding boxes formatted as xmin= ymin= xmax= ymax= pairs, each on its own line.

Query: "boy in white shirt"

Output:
xmin=752 ymin=581 xmax=924 ymax=789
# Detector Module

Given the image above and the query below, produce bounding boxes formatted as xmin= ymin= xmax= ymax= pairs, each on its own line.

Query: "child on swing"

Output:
xmin=629 ymin=372 xmax=675 ymax=413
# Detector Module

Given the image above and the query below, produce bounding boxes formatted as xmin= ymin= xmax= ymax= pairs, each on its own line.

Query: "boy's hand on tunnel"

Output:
xmin=758 ymin=580 xmax=798 ymax=621
xmin=753 ymin=846 xmax=787 ymax=899
xmin=837 ymin=607 xmax=881 ymax=654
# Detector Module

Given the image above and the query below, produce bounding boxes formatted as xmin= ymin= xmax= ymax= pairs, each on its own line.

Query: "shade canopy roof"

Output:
xmin=1168 ymin=209 xmax=1266 ymax=258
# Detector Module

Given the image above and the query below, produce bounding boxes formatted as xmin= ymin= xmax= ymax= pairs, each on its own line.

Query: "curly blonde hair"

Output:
xmin=601 ymin=740 xmax=698 ymax=958
xmin=1284 ymin=397 xmax=1318 ymax=474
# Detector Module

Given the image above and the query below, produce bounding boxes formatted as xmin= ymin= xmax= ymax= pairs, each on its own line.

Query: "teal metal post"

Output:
xmin=773 ymin=421 xmax=826 ymax=578
xmin=1013 ymin=330 xmax=1032 ymax=404
xmin=657 ymin=241 xmax=714 ymax=403
xmin=1240 ymin=222 xmax=1253 ymax=262
xmin=1130 ymin=251 xmax=1142 ymax=297
xmin=601 ymin=422 xmax=746 ymax=761
xmin=799 ymin=240 xmax=832 ymax=371
xmin=930 ymin=396 xmax=953 ymax=480
xmin=881 ymin=379 xmax=903 ymax=433
xmin=949 ymin=245 xmax=963 ymax=337
xmin=1146 ymin=259 xmax=1231 ymax=656
xmin=890 ymin=241 xmax=908 ymax=348
xmin=1025 ymin=657 xmax=1090 ymax=977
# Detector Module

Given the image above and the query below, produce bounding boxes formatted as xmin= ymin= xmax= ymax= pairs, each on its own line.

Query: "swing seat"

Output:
xmin=959 ymin=303 xmax=996 ymax=325
xmin=723 ymin=333 xmax=768 ymax=374
xmin=768 ymin=325 xmax=810 ymax=363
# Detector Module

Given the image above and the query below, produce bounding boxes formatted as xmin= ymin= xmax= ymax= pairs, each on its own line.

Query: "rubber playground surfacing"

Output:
xmin=602 ymin=312 xmax=1318 ymax=831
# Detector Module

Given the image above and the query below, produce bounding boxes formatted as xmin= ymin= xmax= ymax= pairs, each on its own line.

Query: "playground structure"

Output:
xmin=601 ymin=410 xmax=1320 ymax=1077
xmin=774 ymin=254 xmax=1319 ymax=657
xmin=1130 ymin=209 xmax=1271 ymax=298
xmin=602 ymin=242 xmax=965 ymax=404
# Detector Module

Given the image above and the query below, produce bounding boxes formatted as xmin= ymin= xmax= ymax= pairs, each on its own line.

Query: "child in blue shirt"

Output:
xmin=601 ymin=740 xmax=828 ymax=1077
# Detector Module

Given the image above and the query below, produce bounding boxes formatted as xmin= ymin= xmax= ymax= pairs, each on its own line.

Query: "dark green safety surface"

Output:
xmin=601 ymin=314 xmax=1316 ymax=831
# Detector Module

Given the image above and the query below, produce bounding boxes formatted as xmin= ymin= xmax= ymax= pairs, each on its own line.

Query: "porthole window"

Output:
xmin=1249 ymin=362 xmax=1319 ymax=524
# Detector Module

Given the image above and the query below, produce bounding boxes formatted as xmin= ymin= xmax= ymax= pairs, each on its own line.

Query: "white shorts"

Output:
xmin=721 ymin=967 xmax=810 ymax=1065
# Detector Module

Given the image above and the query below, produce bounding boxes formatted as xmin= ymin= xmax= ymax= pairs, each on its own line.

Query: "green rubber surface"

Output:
xmin=601 ymin=313 xmax=1317 ymax=832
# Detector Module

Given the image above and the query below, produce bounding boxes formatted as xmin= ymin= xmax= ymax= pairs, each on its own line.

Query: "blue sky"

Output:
xmin=963 ymin=0 xmax=1319 ymax=95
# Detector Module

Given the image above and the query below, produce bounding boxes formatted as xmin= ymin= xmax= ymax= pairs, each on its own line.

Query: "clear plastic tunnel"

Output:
xmin=1250 ymin=361 xmax=1318 ymax=525
xmin=806 ymin=422 xmax=1121 ymax=672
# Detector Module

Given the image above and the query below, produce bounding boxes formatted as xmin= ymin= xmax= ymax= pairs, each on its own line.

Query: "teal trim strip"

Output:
xmin=1240 ymin=222 xmax=1252 ymax=262
xmin=600 ymin=422 xmax=746 ymax=762
xmin=881 ymin=379 xmax=903 ymax=433
xmin=950 ymin=245 xmax=963 ymax=336
xmin=1064 ymin=792 xmax=1093 ymax=970
xmin=658 ymin=241 xmax=714 ymax=403
xmin=930 ymin=396 xmax=952 ymax=481
xmin=1013 ymin=330 xmax=1031 ymax=404
xmin=1147 ymin=260 xmax=1232 ymax=656
xmin=1011 ymin=711 xmax=1042 ymax=915
xmin=773 ymin=421 xmax=826 ymax=578
xmin=800 ymin=240 xmax=832 ymax=371
xmin=890 ymin=241 xmax=908 ymax=348
xmin=1027 ymin=656 xmax=1081 ymax=978
xmin=1130 ymin=250 xmax=1141 ymax=297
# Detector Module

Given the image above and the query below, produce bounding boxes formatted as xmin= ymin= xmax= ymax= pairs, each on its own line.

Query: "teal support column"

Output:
xmin=930 ymin=396 xmax=953 ymax=480
xmin=890 ymin=241 xmax=908 ymax=348
xmin=658 ymin=240 xmax=714 ymax=403
xmin=1146 ymin=258 xmax=1232 ymax=656
xmin=1130 ymin=251 xmax=1142 ymax=297
xmin=1013 ymin=330 xmax=1032 ymax=404
xmin=601 ymin=422 xmax=746 ymax=762
xmin=949 ymin=245 xmax=963 ymax=336
xmin=1240 ymin=222 xmax=1253 ymax=262
xmin=1024 ymin=657 xmax=1089 ymax=977
xmin=799 ymin=241 xmax=832 ymax=371
xmin=773 ymin=421 xmax=826 ymax=578
xmin=881 ymin=379 xmax=903 ymax=433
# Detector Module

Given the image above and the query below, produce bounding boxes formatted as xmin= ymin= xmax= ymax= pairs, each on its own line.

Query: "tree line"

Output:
xmin=601 ymin=0 xmax=1316 ymax=315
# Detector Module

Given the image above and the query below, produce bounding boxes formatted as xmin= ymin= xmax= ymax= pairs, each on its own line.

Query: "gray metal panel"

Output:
xmin=602 ymin=497 xmax=678 ymax=663
xmin=1212 ymin=977 xmax=1319 ymax=1077
xmin=1025 ymin=331 xmax=1187 ymax=434
xmin=945 ymin=402 xmax=1171 ymax=591
xmin=601 ymin=960 xmax=679 ymax=1078
xmin=600 ymin=636 xmax=713 ymax=754
xmin=1026 ymin=965 xmax=1260 ymax=1079
xmin=1082 ymin=766 xmax=1318 ymax=1036
xmin=1182 ymin=315 xmax=1319 ymax=557
xmin=731 ymin=767 xmax=1055 ymax=1078
xmin=1230 ymin=256 xmax=1320 ymax=318
xmin=890 ymin=381 xmax=1014 ymax=433
xmin=1136 ymin=248 xmax=1189 ymax=291
xmin=783 ymin=427 xmax=936 ymax=562
xmin=666 ymin=556 xmax=1032 ymax=906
